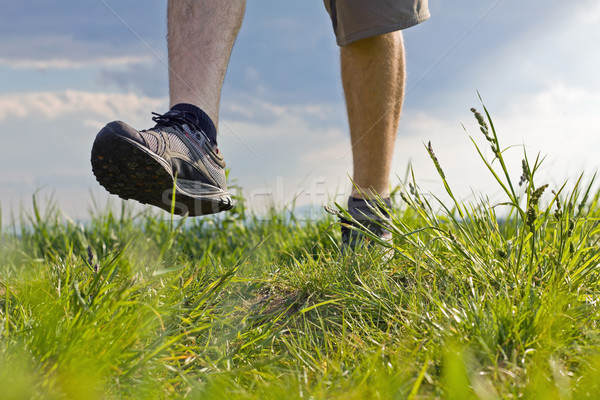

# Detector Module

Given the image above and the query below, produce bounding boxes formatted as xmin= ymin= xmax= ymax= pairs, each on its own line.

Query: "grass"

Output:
xmin=2 ymin=105 xmax=600 ymax=399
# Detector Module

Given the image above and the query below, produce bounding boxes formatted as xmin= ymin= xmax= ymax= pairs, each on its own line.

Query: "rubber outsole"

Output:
xmin=91 ymin=130 xmax=233 ymax=217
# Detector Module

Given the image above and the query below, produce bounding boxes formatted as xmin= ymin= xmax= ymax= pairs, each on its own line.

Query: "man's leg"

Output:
xmin=91 ymin=0 xmax=245 ymax=216
xmin=341 ymin=31 xmax=405 ymax=199
xmin=168 ymin=0 xmax=246 ymax=127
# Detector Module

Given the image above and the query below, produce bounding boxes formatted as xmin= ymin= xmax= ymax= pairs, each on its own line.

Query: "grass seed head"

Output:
xmin=400 ymin=192 xmax=411 ymax=205
xmin=526 ymin=184 xmax=549 ymax=230
xmin=552 ymin=190 xmax=562 ymax=220
xmin=427 ymin=141 xmax=446 ymax=180
xmin=519 ymin=159 xmax=531 ymax=187
xmin=470 ymin=107 xmax=499 ymax=157
xmin=470 ymin=107 xmax=488 ymax=134
xmin=530 ymin=184 xmax=548 ymax=205
xmin=497 ymin=249 xmax=508 ymax=259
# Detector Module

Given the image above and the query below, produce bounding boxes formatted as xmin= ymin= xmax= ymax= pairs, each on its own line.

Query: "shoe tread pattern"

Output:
xmin=91 ymin=129 xmax=232 ymax=216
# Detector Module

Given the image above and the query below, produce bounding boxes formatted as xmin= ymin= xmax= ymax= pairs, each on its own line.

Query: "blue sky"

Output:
xmin=1 ymin=0 xmax=599 ymax=221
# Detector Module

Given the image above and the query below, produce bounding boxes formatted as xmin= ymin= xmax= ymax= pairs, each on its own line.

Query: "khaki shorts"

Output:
xmin=323 ymin=0 xmax=430 ymax=46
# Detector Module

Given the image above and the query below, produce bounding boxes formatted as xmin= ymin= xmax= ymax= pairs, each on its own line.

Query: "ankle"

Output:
xmin=170 ymin=103 xmax=218 ymax=144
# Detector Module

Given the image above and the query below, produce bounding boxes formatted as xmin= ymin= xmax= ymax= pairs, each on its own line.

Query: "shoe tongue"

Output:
xmin=165 ymin=108 xmax=200 ymax=128
xmin=170 ymin=103 xmax=217 ymax=144
xmin=348 ymin=196 xmax=391 ymax=213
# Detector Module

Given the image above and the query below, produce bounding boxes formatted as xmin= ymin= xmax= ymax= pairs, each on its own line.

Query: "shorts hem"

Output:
xmin=336 ymin=11 xmax=431 ymax=46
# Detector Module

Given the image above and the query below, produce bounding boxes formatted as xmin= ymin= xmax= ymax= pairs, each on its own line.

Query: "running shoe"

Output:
xmin=91 ymin=104 xmax=233 ymax=216
xmin=327 ymin=197 xmax=394 ymax=255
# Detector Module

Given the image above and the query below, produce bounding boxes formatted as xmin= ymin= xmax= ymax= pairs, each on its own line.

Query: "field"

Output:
xmin=2 ymin=107 xmax=600 ymax=399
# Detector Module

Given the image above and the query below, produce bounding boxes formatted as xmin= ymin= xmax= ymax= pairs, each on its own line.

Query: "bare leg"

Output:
xmin=167 ymin=0 xmax=246 ymax=127
xmin=341 ymin=31 xmax=405 ymax=199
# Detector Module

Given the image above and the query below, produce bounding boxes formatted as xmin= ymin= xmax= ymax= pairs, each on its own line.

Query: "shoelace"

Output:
xmin=151 ymin=110 xmax=202 ymax=135
xmin=149 ymin=110 xmax=221 ymax=155
xmin=325 ymin=204 xmax=388 ymax=234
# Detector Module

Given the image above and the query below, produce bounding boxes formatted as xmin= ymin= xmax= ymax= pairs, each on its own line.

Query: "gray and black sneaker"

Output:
xmin=91 ymin=104 xmax=233 ymax=216
xmin=327 ymin=197 xmax=394 ymax=255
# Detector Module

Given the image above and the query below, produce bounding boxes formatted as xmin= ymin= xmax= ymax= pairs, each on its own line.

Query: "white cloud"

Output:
xmin=0 ymin=56 xmax=152 ymax=70
xmin=221 ymin=93 xmax=344 ymax=128
xmin=0 ymin=90 xmax=167 ymax=122
xmin=0 ymin=32 xmax=158 ymax=71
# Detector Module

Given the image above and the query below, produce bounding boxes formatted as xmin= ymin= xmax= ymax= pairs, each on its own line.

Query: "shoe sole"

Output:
xmin=91 ymin=130 xmax=233 ymax=216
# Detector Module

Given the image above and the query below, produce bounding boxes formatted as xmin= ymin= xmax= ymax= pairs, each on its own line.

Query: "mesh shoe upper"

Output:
xmin=139 ymin=109 xmax=228 ymax=191
xmin=340 ymin=197 xmax=393 ymax=250
xmin=323 ymin=197 xmax=394 ymax=257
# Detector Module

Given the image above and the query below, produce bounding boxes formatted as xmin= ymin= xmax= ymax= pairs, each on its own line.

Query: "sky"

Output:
xmin=1 ymin=0 xmax=600 ymax=222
